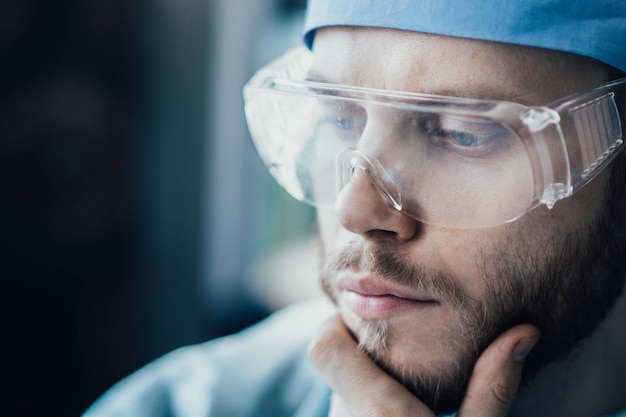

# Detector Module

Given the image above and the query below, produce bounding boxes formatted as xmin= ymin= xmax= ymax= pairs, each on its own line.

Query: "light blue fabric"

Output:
xmin=303 ymin=0 xmax=626 ymax=72
xmin=82 ymin=299 xmax=335 ymax=417
xmin=82 ymin=297 xmax=626 ymax=417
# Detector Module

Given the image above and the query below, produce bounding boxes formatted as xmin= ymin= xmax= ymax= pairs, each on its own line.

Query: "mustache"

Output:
xmin=323 ymin=240 xmax=469 ymax=308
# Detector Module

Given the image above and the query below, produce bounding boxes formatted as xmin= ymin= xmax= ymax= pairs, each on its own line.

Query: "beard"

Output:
xmin=322 ymin=241 xmax=488 ymax=413
xmin=319 ymin=178 xmax=626 ymax=414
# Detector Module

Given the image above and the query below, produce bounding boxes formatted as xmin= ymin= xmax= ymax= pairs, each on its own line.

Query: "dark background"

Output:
xmin=0 ymin=0 xmax=310 ymax=416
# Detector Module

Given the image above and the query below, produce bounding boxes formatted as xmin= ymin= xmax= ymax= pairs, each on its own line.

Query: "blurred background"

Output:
xmin=0 ymin=0 xmax=320 ymax=415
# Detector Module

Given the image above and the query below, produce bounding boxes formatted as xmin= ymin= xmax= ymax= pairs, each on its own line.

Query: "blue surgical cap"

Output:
xmin=303 ymin=0 xmax=626 ymax=72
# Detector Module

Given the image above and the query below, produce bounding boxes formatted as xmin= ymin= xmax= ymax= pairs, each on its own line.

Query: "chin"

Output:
xmin=350 ymin=317 xmax=480 ymax=414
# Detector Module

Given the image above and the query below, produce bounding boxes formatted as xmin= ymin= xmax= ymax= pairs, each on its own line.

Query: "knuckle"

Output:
xmin=307 ymin=335 xmax=331 ymax=366
xmin=491 ymin=380 xmax=516 ymax=408
xmin=307 ymin=321 xmax=342 ymax=368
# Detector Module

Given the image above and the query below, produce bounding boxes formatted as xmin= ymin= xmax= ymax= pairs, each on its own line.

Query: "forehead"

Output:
xmin=310 ymin=27 xmax=608 ymax=105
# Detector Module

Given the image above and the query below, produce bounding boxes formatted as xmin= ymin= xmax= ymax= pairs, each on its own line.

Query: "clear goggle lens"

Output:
xmin=244 ymin=48 xmax=625 ymax=229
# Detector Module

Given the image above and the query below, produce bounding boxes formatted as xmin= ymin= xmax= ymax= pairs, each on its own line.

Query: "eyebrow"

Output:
xmin=306 ymin=71 xmax=535 ymax=105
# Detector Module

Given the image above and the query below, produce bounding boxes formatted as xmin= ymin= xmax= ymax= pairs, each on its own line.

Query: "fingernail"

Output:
xmin=513 ymin=337 xmax=539 ymax=362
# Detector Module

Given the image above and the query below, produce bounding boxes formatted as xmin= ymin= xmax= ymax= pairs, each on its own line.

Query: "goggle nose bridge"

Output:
xmin=336 ymin=149 xmax=403 ymax=212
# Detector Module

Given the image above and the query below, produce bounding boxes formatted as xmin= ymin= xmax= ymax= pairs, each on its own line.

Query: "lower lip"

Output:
xmin=342 ymin=291 xmax=436 ymax=319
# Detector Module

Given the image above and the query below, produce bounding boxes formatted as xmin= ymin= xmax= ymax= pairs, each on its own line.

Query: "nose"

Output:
xmin=334 ymin=152 xmax=420 ymax=242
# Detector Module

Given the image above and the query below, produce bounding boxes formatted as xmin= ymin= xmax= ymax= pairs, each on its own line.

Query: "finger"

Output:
xmin=308 ymin=315 xmax=435 ymax=417
xmin=458 ymin=324 xmax=540 ymax=417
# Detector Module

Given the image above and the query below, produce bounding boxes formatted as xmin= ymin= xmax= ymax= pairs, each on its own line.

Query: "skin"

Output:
xmin=307 ymin=27 xmax=626 ymax=417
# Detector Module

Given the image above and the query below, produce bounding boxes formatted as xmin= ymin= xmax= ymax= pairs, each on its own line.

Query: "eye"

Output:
xmin=311 ymin=101 xmax=366 ymax=160
xmin=331 ymin=116 xmax=358 ymax=131
xmin=316 ymin=101 xmax=367 ymax=138
xmin=436 ymin=129 xmax=496 ymax=148
xmin=416 ymin=114 xmax=512 ymax=157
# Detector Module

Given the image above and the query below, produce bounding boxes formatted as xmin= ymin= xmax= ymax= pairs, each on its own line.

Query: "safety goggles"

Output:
xmin=243 ymin=47 xmax=625 ymax=229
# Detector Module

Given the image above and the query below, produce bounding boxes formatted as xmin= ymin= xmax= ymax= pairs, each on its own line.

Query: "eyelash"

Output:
xmin=415 ymin=115 xmax=507 ymax=157
xmin=317 ymin=107 xmax=511 ymax=158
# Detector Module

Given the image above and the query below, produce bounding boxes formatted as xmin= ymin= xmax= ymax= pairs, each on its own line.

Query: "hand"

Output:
xmin=308 ymin=315 xmax=540 ymax=417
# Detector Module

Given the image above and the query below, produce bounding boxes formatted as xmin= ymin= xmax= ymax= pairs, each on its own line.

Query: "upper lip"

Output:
xmin=338 ymin=273 xmax=439 ymax=303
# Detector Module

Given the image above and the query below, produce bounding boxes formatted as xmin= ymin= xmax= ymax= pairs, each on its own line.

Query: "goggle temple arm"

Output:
xmin=530 ymin=82 xmax=624 ymax=210
xmin=568 ymin=91 xmax=623 ymax=183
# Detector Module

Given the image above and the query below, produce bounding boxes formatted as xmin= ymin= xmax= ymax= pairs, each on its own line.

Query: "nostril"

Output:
xmin=366 ymin=229 xmax=403 ymax=241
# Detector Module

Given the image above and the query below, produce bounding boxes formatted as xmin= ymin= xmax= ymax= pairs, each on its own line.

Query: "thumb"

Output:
xmin=458 ymin=324 xmax=540 ymax=417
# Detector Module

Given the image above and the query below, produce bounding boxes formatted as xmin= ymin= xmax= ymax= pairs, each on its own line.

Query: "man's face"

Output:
xmin=312 ymin=27 xmax=626 ymax=414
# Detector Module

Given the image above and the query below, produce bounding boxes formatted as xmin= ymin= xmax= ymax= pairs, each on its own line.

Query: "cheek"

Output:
xmin=539 ymin=164 xmax=608 ymax=227
xmin=426 ymin=219 xmax=548 ymax=300
xmin=426 ymin=231 xmax=495 ymax=298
